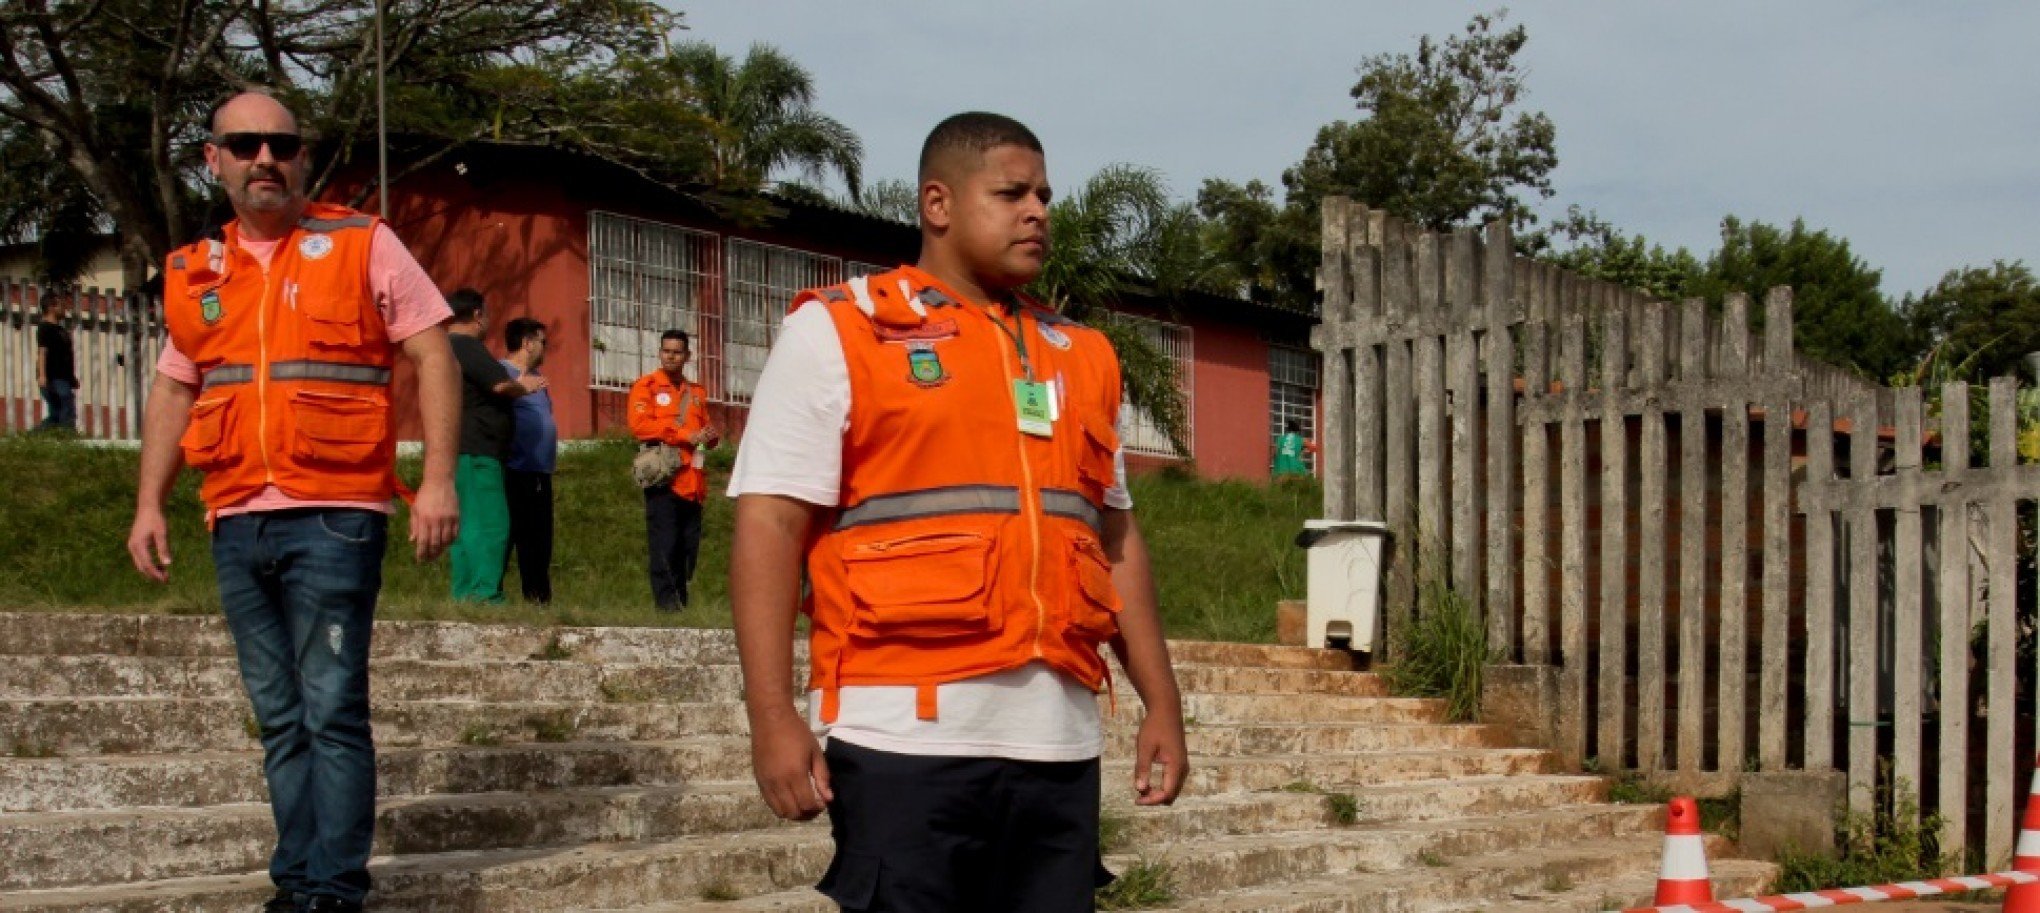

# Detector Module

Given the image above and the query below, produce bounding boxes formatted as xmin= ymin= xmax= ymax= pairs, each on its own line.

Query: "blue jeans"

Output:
xmin=213 ymin=509 xmax=386 ymax=904
xmin=38 ymin=379 xmax=75 ymax=430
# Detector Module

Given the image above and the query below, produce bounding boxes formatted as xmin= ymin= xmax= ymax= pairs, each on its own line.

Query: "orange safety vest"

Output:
xmin=797 ymin=265 xmax=1126 ymax=723
xmin=161 ymin=203 xmax=398 ymax=515
xmin=627 ymin=370 xmax=713 ymax=501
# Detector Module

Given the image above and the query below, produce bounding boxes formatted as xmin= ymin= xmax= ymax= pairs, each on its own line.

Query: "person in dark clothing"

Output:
xmin=35 ymin=295 xmax=78 ymax=432
xmin=498 ymin=317 xmax=558 ymax=604
xmin=445 ymin=289 xmax=546 ymax=603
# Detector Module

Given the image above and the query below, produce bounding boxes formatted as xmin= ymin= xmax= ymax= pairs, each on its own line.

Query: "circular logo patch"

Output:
xmin=655 ymin=392 xmax=673 ymax=406
xmin=298 ymin=234 xmax=334 ymax=261
xmin=1038 ymin=324 xmax=1072 ymax=350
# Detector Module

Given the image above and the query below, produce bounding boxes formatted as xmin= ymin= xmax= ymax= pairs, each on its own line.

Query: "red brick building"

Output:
xmin=352 ymin=143 xmax=1318 ymax=480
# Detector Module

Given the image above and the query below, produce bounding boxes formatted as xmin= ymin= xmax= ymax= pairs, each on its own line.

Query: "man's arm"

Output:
xmin=627 ymin=382 xmax=686 ymax=445
xmin=35 ymin=339 xmax=47 ymax=389
xmin=1104 ymin=508 xmax=1189 ymax=805
xmin=402 ymin=325 xmax=460 ymax=561
xmin=731 ymin=493 xmax=833 ymax=821
xmin=126 ymin=373 xmax=197 ymax=582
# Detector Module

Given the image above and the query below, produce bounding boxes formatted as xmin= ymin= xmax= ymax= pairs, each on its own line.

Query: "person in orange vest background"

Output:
xmin=729 ymin=112 xmax=1188 ymax=911
xmin=628 ymin=329 xmax=720 ymax=611
xmin=124 ymin=90 xmax=460 ymax=913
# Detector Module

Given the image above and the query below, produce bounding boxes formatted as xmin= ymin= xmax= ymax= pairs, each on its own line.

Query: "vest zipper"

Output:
xmin=987 ymin=306 xmax=1049 ymax=659
xmin=255 ymin=255 xmax=277 ymax=486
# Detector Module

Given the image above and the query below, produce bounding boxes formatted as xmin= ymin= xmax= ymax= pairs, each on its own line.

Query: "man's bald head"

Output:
xmin=917 ymin=112 xmax=1043 ymax=184
xmin=209 ymin=91 xmax=298 ymax=138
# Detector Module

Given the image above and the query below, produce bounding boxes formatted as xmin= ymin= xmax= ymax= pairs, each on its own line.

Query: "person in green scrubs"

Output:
xmin=1273 ymin=419 xmax=1315 ymax=479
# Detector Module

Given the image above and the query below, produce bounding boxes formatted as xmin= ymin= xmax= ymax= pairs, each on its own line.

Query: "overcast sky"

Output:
xmin=677 ymin=2 xmax=2038 ymax=298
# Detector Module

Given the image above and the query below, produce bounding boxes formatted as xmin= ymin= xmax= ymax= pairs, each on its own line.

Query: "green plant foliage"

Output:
xmin=1773 ymin=784 xmax=1950 ymax=893
xmin=1096 ymin=857 xmax=1177 ymax=910
xmin=1381 ymin=579 xmax=1490 ymax=721
xmin=1325 ymin=792 xmax=1360 ymax=826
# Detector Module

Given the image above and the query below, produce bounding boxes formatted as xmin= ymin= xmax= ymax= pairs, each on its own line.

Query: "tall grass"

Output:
xmin=0 ymin=436 xmax=1318 ymax=641
xmin=1381 ymin=578 xmax=1489 ymax=721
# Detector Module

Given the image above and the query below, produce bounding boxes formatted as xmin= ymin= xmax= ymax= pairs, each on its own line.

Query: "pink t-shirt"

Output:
xmin=157 ymin=223 xmax=451 ymax=517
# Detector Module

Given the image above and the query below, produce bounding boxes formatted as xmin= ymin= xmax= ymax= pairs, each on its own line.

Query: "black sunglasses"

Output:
xmin=214 ymin=132 xmax=303 ymax=160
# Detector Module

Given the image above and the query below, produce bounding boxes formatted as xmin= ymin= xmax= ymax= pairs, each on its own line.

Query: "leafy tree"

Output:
xmin=1901 ymin=261 xmax=2040 ymax=383
xmin=0 ymin=0 xmax=728 ymax=287
xmin=1281 ymin=9 xmax=1557 ymax=232
xmin=1691 ymin=216 xmax=1913 ymax=380
xmin=853 ymin=178 xmax=918 ymax=224
xmin=661 ymin=41 xmax=861 ymax=202
xmin=1194 ymin=177 xmax=1318 ymax=310
xmin=1033 ymin=164 xmax=1236 ymax=457
xmin=1526 ymin=206 xmax=1705 ymax=302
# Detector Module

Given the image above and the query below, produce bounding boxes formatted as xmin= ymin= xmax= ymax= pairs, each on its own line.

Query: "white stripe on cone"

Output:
xmin=2018 ymin=827 xmax=2040 ymax=859
xmin=1659 ymin=834 xmax=1710 ymax=880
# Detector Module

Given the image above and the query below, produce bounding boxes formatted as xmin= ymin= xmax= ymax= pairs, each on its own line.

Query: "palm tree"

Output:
xmin=1032 ymin=165 xmax=1231 ymax=457
xmin=667 ymin=42 xmax=863 ymax=200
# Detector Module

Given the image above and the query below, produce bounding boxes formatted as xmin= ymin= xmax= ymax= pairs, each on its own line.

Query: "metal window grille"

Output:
xmin=1268 ymin=345 xmax=1319 ymax=443
xmin=723 ymin=239 xmax=845 ymax=405
xmin=846 ymin=261 xmax=891 ymax=279
xmin=1114 ymin=314 xmax=1194 ymax=458
xmin=587 ymin=211 xmax=720 ymax=392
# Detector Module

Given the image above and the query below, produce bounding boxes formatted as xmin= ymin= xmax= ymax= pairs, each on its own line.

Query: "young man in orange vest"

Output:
xmin=629 ymin=330 xmax=719 ymax=610
xmin=125 ymin=91 xmax=460 ymax=913
xmin=730 ymin=112 xmax=1189 ymax=911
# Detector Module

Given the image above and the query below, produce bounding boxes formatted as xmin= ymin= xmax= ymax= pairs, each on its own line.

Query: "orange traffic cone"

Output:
xmin=1653 ymin=796 xmax=1713 ymax=906
xmin=2005 ymin=757 xmax=2040 ymax=912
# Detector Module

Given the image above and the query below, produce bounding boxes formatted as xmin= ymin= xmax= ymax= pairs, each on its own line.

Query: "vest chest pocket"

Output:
xmin=288 ymin=390 xmax=387 ymax=465
xmin=300 ymin=289 xmax=364 ymax=348
xmin=179 ymin=396 xmax=242 ymax=471
xmin=842 ymin=530 xmax=1001 ymax=639
xmin=1068 ymin=536 xmax=1122 ymax=639
xmin=1076 ymin=411 xmax=1119 ymax=496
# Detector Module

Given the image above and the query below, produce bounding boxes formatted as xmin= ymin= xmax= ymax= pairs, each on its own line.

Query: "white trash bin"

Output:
xmin=1298 ymin=520 xmax=1391 ymax=652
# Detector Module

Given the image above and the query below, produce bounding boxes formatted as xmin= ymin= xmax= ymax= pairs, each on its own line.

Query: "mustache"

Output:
xmin=244 ymin=167 xmax=286 ymax=186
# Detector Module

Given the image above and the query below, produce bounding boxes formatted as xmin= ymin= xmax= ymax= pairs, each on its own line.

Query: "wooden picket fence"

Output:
xmin=1312 ymin=196 xmax=2037 ymax=867
xmin=0 ymin=280 xmax=164 ymax=440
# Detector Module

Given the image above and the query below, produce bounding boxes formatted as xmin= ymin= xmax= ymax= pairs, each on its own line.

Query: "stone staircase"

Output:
xmin=0 ymin=612 xmax=1775 ymax=912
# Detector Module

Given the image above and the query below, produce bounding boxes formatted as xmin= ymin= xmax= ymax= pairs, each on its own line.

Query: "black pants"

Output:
xmin=818 ymin=740 xmax=1112 ymax=913
xmin=643 ymin=486 xmax=703 ymax=610
xmin=503 ymin=470 xmax=553 ymax=603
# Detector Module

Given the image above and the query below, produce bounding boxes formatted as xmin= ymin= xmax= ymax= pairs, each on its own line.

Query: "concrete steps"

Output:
xmin=0 ymin=611 xmax=1776 ymax=911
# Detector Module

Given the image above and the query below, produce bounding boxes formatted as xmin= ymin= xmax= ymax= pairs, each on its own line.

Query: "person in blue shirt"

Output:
xmin=500 ymin=318 xmax=559 ymax=604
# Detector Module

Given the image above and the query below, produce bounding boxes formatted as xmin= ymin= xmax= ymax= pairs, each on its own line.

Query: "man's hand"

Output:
xmin=408 ymin=479 xmax=459 ymax=561
xmin=517 ymin=374 xmax=549 ymax=395
xmin=749 ymin=710 xmax=832 ymax=821
xmin=1132 ymin=708 xmax=1188 ymax=806
xmin=126 ymin=507 xmax=173 ymax=582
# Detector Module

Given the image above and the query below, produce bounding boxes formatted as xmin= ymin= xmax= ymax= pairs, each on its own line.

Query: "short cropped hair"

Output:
xmin=918 ymin=112 xmax=1043 ymax=181
xmin=446 ymin=288 xmax=485 ymax=322
xmin=504 ymin=317 xmax=545 ymax=351
xmin=206 ymin=88 xmax=294 ymax=137
xmin=660 ymin=329 xmax=691 ymax=349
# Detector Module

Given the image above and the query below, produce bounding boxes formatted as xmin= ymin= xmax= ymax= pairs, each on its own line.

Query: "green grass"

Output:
xmin=1381 ymin=579 xmax=1490 ymax=721
xmin=0 ymin=435 xmax=1318 ymax=641
xmin=1774 ymin=783 xmax=1951 ymax=893
xmin=1096 ymin=857 xmax=1177 ymax=910
xmin=1324 ymin=792 xmax=1360 ymax=826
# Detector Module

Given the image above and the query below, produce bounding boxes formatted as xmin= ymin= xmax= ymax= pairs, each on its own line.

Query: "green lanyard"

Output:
xmin=987 ymin=306 xmax=1034 ymax=381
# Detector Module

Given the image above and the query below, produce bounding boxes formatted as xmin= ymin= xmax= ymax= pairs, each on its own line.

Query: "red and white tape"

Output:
xmin=1610 ymin=869 xmax=2039 ymax=913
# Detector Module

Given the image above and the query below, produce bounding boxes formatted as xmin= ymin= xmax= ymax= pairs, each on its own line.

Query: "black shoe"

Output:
xmin=262 ymin=891 xmax=299 ymax=913
xmin=302 ymin=896 xmax=363 ymax=913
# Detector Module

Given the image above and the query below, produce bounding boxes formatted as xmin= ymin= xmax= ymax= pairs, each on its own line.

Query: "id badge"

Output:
xmin=1014 ymin=379 xmax=1055 ymax=437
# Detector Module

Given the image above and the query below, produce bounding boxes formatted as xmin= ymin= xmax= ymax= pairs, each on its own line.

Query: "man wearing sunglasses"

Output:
xmin=127 ymin=90 xmax=461 ymax=913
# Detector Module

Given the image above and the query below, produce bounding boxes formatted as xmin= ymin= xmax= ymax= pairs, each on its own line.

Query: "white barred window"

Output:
xmin=1114 ymin=314 xmax=1194 ymax=458
xmin=722 ymin=239 xmax=845 ymax=404
xmin=587 ymin=211 xmax=719 ymax=391
xmin=1268 ymin=345 xmax=1319 ymax=443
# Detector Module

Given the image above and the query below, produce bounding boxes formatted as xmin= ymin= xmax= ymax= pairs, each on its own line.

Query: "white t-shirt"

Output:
xmin=728 ymin=301 xmax=1132 ymax=762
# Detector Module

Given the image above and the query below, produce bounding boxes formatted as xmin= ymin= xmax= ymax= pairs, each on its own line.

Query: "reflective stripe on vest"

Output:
xmin=205 ymin=360 xmax=391 ymax=389
xmin=834 ymin=484 xmax=1020 ymax=530
xmin=201 ymin=364 xmax=256 ymax=388
xmin=269 ymin=360 xmax=392 ymax=385
xmin=297 ymin=215 xmax=375 ymax=232
xmin=831 ymin=484 xmax=1103 ymax=533
xmin=1040 ymin=488 xmax=1104 ymax=533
